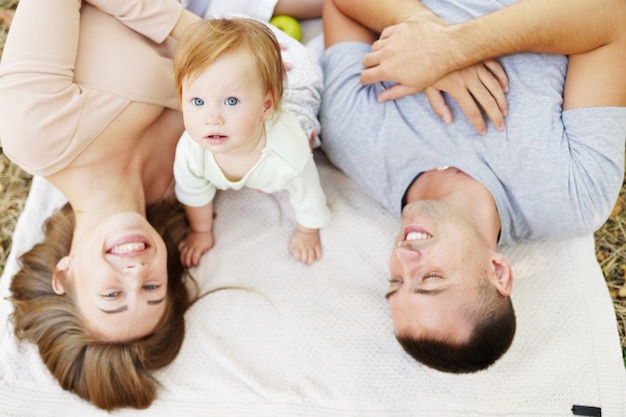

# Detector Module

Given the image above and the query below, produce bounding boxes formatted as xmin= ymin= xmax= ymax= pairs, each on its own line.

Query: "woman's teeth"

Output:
xmin=109 ymin=242 xmax=146 ymax=254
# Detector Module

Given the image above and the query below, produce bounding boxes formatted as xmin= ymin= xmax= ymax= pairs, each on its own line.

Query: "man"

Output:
xmin=319 ymin=0 xmax=626 ymax=372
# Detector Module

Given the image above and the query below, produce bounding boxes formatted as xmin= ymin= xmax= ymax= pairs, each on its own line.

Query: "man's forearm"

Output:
xmin=331 ymin=0 xmax=438 ymax=33
xmin=358 ymin=0 xmax=625 ymax=104
xmin=447 ymin=0 xmax=624 ymax=70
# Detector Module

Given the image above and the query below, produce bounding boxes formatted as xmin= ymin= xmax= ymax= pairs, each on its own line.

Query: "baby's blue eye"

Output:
xmin=225 ymin=97 xmax=239 ymax=106
xmin=192 ymin=97 xmax=204 ymax=106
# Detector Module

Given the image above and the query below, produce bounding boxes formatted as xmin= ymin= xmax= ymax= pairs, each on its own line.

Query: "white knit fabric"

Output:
xmin=0 ymin=152 xmax=624 ymax=417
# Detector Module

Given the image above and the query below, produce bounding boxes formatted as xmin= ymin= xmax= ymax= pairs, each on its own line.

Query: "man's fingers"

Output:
xmin=472 ymin=87 xmax=505 ymax=132
xmin=483 ymin=59 xmax=509 ymax=92
xmin=476 ymin=74 xmax=507 ymax=129
xmin=362 ymin=49 xmax=382 ymax=71
xmin=451 ymin=90 xmax=488 ymax=134
xmin=360 ymin=64 xmax=386 ymax=86
xmin=424 ymin=87 xmax=452 ymax=124
xmin=378 ymin=25 xmax=395 ymax=41
xmin=472 ymin=65 xmax=508 ymax=129
xmin=481 ymin=60 xmax=509 ymax=116
xmin=377 ymin=84 xmax=420 ymax=102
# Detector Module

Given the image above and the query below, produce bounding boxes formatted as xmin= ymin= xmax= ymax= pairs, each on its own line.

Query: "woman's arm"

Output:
xmin=273 ymin=0 xmax=323 ymax=20
xmin=85 ymin=0 xmax=199 ymax=43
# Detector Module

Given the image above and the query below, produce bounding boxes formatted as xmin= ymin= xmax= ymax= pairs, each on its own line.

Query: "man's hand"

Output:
xmin=424 ymin=60 xmax=508 ymax=134
xmin=361 ymin=20 xmax=454 ymax=94
xmin=361 ymin=21 xmax=509 ymax=133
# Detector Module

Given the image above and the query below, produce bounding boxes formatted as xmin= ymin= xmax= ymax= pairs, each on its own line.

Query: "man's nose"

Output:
xmin=396 ymin=246 xmax=421 ymax=262
xmin=394 ymin=247 xmax=424 ymax=278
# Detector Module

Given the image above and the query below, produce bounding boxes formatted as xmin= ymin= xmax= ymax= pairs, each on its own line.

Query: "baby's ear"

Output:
xmin=52 ymin=256 xmax=70 ymax=295
xmin=262 ymin=92 xmax=275 ymax=120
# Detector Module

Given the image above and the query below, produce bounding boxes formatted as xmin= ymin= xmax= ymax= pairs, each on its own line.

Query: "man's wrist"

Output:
xmin=442 ymin=20 xmax=499 ymax=72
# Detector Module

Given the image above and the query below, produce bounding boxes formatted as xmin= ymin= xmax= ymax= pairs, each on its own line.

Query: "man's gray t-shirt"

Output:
xmin=319 ymin=1 xmax=626 ymax=246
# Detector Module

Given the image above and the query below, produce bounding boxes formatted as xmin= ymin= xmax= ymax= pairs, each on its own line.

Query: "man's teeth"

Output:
xmin=109 ymin=242 xmax=146 ymax=254
xmin=406 ymin=231 xmax=432 ymax=241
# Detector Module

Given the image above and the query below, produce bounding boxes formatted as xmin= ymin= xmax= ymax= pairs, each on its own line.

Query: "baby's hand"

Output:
xmin=289 ymin=226 xmax=322 ymax=265
xmin=178 ymin=230 xmax=214 ymax=268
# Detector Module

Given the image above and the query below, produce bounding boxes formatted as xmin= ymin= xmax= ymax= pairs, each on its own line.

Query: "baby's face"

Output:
xmin=181 ymin=50 xmax=273 ymax=155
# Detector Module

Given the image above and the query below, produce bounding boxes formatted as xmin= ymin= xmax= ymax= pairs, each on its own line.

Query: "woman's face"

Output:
xmin=58 ymin=212 xmax=169 ymax=341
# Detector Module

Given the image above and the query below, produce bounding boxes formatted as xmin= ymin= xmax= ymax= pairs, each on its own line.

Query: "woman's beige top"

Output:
xmin=0 ymin=0 xmax=183 ymax=176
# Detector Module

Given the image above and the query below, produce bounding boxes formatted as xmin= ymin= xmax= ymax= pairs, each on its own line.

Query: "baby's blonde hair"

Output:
xmin=174 ymin=18 xmax=285 ymax=114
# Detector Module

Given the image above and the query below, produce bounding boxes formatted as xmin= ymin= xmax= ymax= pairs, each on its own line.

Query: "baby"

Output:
xmin=173 ymin=17 xmax=330 ymax=268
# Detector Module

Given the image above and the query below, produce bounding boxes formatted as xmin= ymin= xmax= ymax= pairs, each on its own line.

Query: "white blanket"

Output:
xmin=0 ymin=152 xmax=624 ymax=417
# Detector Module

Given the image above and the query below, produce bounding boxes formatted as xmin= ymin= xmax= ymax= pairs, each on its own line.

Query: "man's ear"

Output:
xmin=52 ymin=256 xmax=70 ymax=295
xmin=490 ymin=252 xmax=513 ymax=296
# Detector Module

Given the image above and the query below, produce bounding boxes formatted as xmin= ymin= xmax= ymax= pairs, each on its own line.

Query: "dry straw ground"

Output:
xmin=0 ymin=1 xmax=624 ymax=359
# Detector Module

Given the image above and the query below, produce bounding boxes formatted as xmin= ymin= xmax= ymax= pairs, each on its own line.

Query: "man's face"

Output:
xmin=386 ymin=200 xmax=493 ymax=343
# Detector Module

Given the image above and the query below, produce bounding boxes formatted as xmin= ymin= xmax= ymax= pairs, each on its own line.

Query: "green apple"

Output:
xmin=270 ymin=15 xmax=302 ymax=42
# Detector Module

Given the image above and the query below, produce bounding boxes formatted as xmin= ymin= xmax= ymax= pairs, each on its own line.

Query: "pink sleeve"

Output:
xmin=85 ymin=0 xmax=183 ymax=43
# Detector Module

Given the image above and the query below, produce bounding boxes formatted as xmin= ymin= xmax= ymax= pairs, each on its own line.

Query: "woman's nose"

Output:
xmin=121 ymin=262 xmax=148 ymax=282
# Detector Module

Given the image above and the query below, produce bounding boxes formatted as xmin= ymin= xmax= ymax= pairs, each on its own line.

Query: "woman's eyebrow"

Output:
xmin=98 ymin=305 xmax=128 ymax=314
xmin=98 ymin=297 xmax=165 ymax=314
xmin=147 ymin=296 xmax=166 ymax=306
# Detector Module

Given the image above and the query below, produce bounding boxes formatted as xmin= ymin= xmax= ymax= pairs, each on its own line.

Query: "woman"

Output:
xmin=0 ymin=0 xmax=322 ymax=410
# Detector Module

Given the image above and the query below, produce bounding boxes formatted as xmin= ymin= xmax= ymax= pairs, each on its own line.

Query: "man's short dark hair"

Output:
xmin=397 ymin=296 xmax=516 ymax=373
